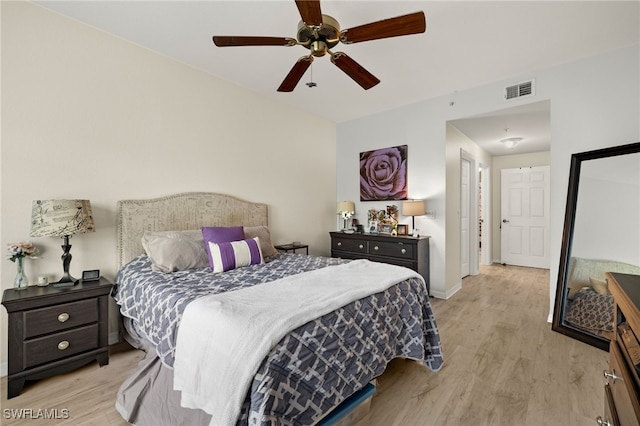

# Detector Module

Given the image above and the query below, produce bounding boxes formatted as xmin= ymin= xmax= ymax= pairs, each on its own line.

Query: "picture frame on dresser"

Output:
xmin=379 ymin=224 xmax=393 ymax=234
xmin=397 ymin=224 xmax=408 ymax=236
xmin=367 ymin=220 xmax=378 ymax=234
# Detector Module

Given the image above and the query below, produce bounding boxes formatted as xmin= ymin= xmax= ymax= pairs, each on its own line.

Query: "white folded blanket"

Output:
xmin=173 ymin=259 xmax=421 ymax=426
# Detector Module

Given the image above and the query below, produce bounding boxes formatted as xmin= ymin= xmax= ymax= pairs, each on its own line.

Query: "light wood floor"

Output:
xmin=1 ymin=264 xmax=607 ymax=425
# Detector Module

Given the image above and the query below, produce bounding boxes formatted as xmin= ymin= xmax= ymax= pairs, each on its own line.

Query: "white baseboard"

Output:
xmin=430 ymin=281 xmax=462 ymax=300
xmin=1 ymin=362 xmax=7 ymax=378
xmin=109 ymin=331 xmax=121 ymax=345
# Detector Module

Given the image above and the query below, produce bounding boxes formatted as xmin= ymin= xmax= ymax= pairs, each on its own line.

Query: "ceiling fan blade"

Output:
xmin=330 ymin=52 xmax=380 ymax=90
xmin=277 ymin=56 xmax=314 ymax=92
xmin=295 ymin=0 xmax=323 ymax=26
xmin=340 ymin=11 xmax=426 ymax=44
xmin=213 ymin=36 xmax=295 ymax=47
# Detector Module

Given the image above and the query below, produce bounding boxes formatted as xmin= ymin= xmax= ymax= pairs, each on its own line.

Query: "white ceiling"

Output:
xmin=33 ymin=1 xmax=639 ymax=155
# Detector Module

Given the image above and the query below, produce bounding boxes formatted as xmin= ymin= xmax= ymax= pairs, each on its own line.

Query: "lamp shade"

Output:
xmin=30 ymin=200 xmax=95 ymax=237
xmin=402 ymin=200 xmax=425 ymax=216
xmin=337 ymin=201 xmax=355 ymax=215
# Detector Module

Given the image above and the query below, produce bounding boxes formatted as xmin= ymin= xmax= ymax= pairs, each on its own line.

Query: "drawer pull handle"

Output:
xmin=374 ymin=246 xmax=379 ymax=251
xmin=57 ymin=313 xmax=70 ymax=323
xmin=359 ymin=244 xmax=364 ymax=249
xmin=596 ymin=416 xmax=613 ymax=426
xmin=401 ymin=249 xmax=407 ymax=254
xmin=57 ymin=341 xmax=70 ymax=351
xmin=603 ymin=370 xmax=621 ymax=382
xmin=337 ymin=242 xmax=342 ymax=246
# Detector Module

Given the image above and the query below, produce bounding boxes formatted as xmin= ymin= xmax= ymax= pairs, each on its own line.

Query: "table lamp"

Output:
xmin=30 ymin=199 xmax=95 ymax=287
xmin=337 ymin=201 xmax=355 ymax=231
xmin=402 ymin=200 xmax=425 ymax=236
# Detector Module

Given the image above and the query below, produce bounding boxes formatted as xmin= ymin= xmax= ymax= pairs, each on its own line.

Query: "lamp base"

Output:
xmin=53 ymin=274 xmax=77 ymax=288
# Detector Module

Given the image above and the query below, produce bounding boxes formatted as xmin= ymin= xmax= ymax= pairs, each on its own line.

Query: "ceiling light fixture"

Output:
xmin=500 ymin=127 xmax=522 ymax=149
xmin=500 ymin=137 xmax=522 ymax=149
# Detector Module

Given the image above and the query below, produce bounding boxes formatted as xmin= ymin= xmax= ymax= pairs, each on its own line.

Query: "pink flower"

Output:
xmin=7 ymin=241 xmax=39 ymax=262
xmin=360 ymin=146 xmax=407 ymax=201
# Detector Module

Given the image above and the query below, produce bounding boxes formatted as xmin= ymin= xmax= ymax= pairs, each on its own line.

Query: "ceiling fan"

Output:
xmin=212 ymin=0 xmax=426 ymax=92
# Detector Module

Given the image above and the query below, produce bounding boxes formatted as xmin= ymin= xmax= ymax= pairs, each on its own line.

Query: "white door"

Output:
xmin=461 ymin=158 xmax=470 ymax=277
xmin=501 ymin=166 xmax=550 ymax=268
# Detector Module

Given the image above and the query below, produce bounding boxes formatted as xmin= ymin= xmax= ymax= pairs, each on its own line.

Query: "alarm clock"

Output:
xmin=81 ymin=269 xmax=101 ymax=282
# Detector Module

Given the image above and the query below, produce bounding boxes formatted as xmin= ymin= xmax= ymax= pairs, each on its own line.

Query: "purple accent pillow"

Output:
xmin=201 ymin=226 xmax=245 ymax=269
xmin=207 ymin=237 xmax=264 ymax=273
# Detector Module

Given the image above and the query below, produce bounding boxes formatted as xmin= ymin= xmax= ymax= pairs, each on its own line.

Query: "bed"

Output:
xmin=112 ymin=192 xmax=443 ymax=425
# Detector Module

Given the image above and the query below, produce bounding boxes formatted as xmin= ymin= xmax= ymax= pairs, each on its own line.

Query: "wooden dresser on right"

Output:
xmin=603 ymin=272 xmax=640 ymax=425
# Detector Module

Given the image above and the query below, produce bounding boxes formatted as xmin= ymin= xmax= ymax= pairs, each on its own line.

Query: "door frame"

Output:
xmin=460 ymin=149 xmax=480 ymax=277
xmin=479 ymin=161 xmax=492 ymax=266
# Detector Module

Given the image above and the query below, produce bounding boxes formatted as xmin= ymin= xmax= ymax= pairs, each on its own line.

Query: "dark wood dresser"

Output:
xmin=1 ymin=278 xmax=112 ymax=398
xmin=330 ymin=231 xmax=430 ymax=295
xmin=603 ymin=272 xmax=640 ymax=425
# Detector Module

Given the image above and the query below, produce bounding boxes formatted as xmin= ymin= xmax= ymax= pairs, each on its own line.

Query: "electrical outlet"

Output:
xmin=425 ymin=210 xmax=435 ymax=219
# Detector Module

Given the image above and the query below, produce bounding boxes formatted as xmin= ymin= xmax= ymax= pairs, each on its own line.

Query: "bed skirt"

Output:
xmin=116 ymin=344 xmax=212 ymax=426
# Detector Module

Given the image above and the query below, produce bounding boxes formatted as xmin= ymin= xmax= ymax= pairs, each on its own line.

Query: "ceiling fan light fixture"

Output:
xmin=500 ymin=137 xmax=523 ymax=149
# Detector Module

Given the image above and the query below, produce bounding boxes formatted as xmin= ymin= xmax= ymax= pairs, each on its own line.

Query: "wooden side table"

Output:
xmin=275 ymin=243 xmax=309 ymax=255
xmin=1 ymin=278 xmax=112 ymax=398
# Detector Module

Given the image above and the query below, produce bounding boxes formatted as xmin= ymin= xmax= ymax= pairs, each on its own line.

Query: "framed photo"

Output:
xmin=367 ymin=220 xmax=379 ymax=234
xmin=380 ymin=224 xmax=393 ymax=235
xmin=397 ymin=224 xmax=408 ymax=236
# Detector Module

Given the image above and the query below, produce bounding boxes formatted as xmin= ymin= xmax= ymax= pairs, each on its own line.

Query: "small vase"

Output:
xmin=14 ymin=257 xmax=28 ymax=290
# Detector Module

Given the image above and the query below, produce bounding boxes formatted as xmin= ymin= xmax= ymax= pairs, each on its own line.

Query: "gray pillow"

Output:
xmin=243 ymin=226 xmax=277 ymax=258
xmin=141 ymin=230 xmax=208 ymax=273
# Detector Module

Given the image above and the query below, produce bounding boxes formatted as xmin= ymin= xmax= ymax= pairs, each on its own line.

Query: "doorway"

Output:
xmin=460 ymin=150 xmax=483 ymax=279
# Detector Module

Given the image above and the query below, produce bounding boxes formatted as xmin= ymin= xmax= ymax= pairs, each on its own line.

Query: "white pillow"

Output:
xmin=208 ymin=237 xmax=264 ymax=273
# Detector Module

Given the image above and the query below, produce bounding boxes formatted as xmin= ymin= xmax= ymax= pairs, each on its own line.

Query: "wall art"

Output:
xmin=360 ymin=145 xmax=408 ymax=201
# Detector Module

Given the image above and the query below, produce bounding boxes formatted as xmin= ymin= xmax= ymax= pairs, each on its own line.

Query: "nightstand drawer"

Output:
xmin=332 ymin=237 xmax=368 ymax=254
xmin=24 ymin=323 xmax=99 ymax=368
xmin=369 ymin=241 xmax=414 ymax=259
xmin=24 ymin=298 xmax=98 ymax=338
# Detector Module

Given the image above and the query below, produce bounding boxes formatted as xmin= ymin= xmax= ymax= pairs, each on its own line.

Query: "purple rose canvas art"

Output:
xmin=360 ymin=145 xmax=408 ymax=201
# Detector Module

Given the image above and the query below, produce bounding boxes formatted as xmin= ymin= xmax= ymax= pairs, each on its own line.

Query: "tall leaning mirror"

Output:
xmin=553 ymin=142 xmax=640 ymax=351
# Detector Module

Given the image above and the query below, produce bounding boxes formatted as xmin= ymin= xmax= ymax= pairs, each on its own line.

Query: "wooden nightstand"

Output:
xmin=1 ymin=278 xmax=112 ymax=398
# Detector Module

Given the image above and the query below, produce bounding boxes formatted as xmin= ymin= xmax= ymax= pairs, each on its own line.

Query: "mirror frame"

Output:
xmin=552 ymin=141 xmax=640 ymax=351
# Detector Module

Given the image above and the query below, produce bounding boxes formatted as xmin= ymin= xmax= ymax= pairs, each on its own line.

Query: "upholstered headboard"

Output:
xmin=116 ymin=192 xmax=268 ymax=270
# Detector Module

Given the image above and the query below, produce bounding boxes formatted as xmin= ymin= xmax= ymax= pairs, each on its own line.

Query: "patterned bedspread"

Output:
xmin=114 ymin=253 xmax=443 ymax=425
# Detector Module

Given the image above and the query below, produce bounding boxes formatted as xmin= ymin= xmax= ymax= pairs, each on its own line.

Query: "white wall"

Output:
xmin=337 ymin=44 xmax=639 ymax=304
xmin=1 ymin=2 xmax=337 ymax=370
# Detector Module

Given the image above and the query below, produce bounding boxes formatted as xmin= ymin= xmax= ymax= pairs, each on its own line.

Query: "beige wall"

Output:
xmin=1 ymin=2 xmax=337 ymax=371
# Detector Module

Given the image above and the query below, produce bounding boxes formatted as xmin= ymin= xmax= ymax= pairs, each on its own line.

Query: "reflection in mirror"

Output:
xmin=553 ymin=142 xmax=640 ymax=351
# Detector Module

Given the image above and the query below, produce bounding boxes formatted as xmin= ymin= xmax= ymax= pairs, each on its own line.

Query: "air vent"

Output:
xmin=505 ymin=80 xmax=535 ymax=100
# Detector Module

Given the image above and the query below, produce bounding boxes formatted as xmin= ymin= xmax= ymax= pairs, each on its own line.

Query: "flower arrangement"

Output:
xmin=7 ymin=241 xmax=39 ymax=262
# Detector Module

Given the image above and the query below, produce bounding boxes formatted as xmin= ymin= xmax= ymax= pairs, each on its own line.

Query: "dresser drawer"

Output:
xmin=24 ymin=323 xmax=99 ymax=368
xmin=368 ymin=240 xmax=414 ymax=260
xmin=332 ymin=237 xmax=368 ymax=254
xmin=609 ymin=341 xmax=640 ymax=425
xmin=24 ymin=298 xmax=98 ymax=338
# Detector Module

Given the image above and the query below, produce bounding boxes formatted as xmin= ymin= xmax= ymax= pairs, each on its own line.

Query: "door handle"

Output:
xmin=502 ymin=219 xmax=510 ymax=223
